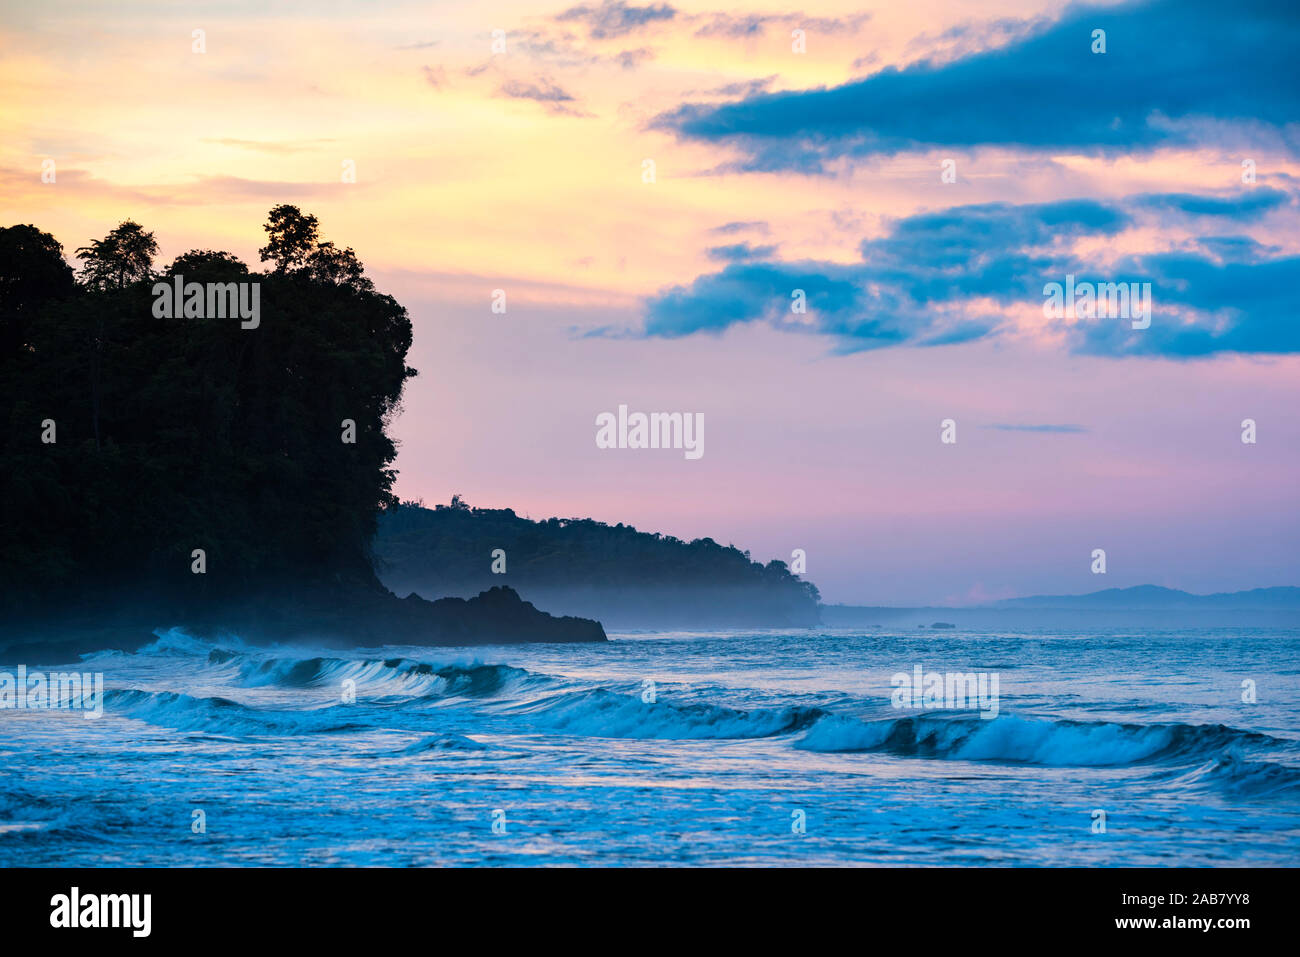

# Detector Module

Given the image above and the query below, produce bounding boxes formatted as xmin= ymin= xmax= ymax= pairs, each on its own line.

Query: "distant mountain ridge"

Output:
xmin=993 ymin=585 xmax=1300 ymax=609
xmin=822 ymin=584 xmax=1300 ymax=629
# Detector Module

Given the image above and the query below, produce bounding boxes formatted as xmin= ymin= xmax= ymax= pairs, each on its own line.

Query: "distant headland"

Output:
xmin=375 ymin=498 xmax=823 ymax=629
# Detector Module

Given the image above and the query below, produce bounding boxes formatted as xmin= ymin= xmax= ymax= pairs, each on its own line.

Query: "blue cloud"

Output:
xmin=707 ymin=242 xmax=778 ymax=261
xmin=1195 ymin=235 xmax=1280 ymax=261
xmin=1135 ymin=187 xmax=1291 ymax=220
xmin=1076 ymin=251 xmax=1300 ymax=356
xmin=557 ymin=1 xmax=675 ymax=39
xmin=694 ymin=12 xmax=871 ymax=40
xmin=634 ymin=189 xmax=1300 ymax=357
xmin=644 ymin=261 xmax=874 ymax=339
xmin=655 ymin=0 xmax=1300 ymax=171
xmin=709 ymin=220 xmax=770 ymax=235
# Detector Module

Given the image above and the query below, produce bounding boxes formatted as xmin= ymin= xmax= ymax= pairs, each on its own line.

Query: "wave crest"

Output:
xmin=515 ymin=688 xmax=825 ymax=740
xmin=796 ymin=712 xmax=1290 ymax=767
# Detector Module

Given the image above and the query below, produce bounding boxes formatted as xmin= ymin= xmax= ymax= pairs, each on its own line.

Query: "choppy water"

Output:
xmin=2 ymin=626 xmax=1298 ymax=866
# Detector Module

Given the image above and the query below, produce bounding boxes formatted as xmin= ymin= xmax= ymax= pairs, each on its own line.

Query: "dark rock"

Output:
xmin=0 ymin=584 xmax=606 ymax=660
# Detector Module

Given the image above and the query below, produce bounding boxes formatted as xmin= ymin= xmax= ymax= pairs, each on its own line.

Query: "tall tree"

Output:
xmin=75 ymin=221 xmax=158 ymax=289
xmin=259 ymin=204 xmax=320 ymax=273
xmin=73 ymin=222 xmax=159 ymax=447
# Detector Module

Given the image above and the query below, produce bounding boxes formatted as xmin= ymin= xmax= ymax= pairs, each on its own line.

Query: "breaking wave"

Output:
xmin=796 ymin=712 xmax=1294 ymax=769
xmin=511 ymin=687 xmax=825 ymax=740
xmin=104 ymin=689 xmax=363 ymax=736
xmin=210 ymin=650 xmax=539 ymax=700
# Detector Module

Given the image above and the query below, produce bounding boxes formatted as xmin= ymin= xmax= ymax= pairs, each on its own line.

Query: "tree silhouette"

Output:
xmin=259 ymin=204 xmax=320 ymax=273
xmin=75 ymin=221 xmax=158 ymax=290
xmin=0 ymin=225 xmax=76 ymax=357
xmin=306 ymin=241 xmax=373 ymax=291
xmin=1 ymin=208 xmax=416 ymax=619
xmin=166 ymin=249 xmax=251 ymax=277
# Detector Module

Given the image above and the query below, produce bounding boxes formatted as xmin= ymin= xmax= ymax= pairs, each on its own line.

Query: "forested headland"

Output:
xmin=0 ymin=210 xmax=604 ymax=653
xmin=377 ymin=498 xmax=823 ymax=629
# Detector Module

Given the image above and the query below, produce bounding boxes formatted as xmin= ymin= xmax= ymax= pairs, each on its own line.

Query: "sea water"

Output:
xmin=2 ymin=626 xmax=1297 ymax=866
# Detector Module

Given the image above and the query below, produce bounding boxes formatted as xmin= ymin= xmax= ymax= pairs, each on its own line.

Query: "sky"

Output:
xmin=2 ymin=0 xmax=1298 ymax=604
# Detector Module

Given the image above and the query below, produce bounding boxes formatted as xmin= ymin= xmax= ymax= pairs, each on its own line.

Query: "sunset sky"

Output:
xmin=3 ymin=0 xmax=1298 ymax=604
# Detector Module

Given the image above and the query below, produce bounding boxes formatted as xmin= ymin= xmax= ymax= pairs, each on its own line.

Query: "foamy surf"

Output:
xmin=5 ymin=625 xmax=1298 ymax=865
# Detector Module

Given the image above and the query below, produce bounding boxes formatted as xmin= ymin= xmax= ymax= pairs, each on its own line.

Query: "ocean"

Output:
xmin=2 ymin=626 xmax=1297 ymax=866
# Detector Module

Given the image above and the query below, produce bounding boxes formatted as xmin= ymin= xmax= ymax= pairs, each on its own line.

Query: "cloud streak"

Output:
xmin=633 ymin=188 xmax=1300 ymax=358
xmin=556 ymin=1 xmax=676 ymax=39
xmin=655 ymin=0 xmax=1300 ymax=172
xmin=496 ymin=76 xmax=592 ymax=116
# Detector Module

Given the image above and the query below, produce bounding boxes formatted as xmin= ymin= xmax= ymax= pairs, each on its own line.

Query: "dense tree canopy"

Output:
xmin=0 ymin=209 xmax=416 ymax=616
xmin=0 ymin=225 xmax=76 ymax=353
xmin=75 ymin=220 xmax=159 ymax=290
xmin=376 ymin=499 xmax=823 ymax=627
